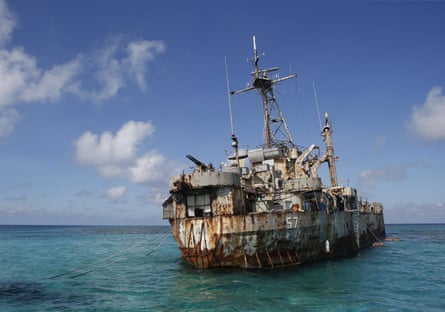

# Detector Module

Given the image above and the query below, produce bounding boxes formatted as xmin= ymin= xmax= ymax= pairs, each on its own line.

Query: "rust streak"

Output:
xmin=295 ymin=250 xmax=301 ymax=262
xmin=266 ymin=251 xmax=274 ymax=268
xmin=278 ymin=250 xmax=284 ymax=266
xmin=286 ymin=250 xmax=294 ymax=264
xmin=255 ymin=252 xmax=262 ymax=269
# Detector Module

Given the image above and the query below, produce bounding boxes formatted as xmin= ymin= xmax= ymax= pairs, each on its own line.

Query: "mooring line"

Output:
xmin=50 ymin=228 xmax=172 ymax=279
xmin=145 ymin=230 xmax=171 ymax=256
xmin=50 ymin=240 xmax=146 ymax=279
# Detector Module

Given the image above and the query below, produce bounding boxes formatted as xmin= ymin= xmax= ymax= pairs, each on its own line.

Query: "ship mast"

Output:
xmin=231 ymin=36 xmax=297 ymax=147
xmin=321 ymin=112 xmax=338 ymax=187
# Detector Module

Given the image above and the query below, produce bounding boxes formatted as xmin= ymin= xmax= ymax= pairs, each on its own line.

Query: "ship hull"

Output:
xmin=170 ymin=210 xmax=385 ymax=269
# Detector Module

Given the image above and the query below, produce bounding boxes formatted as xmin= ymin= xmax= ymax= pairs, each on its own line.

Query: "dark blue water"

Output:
xmin=0 ymin=224 xmax=443 ymax=311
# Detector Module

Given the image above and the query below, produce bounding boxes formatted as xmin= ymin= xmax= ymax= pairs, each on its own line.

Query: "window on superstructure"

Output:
xmin=186 ymin=194 xmax=211 ymax=217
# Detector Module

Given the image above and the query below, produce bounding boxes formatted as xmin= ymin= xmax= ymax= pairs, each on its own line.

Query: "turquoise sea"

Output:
xmin=0 ymin=224 xmax=443 ymax=311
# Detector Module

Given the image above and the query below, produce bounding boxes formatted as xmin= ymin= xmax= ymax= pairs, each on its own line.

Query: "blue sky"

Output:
xmin=0 ymin=0 xmax=444 ymax=225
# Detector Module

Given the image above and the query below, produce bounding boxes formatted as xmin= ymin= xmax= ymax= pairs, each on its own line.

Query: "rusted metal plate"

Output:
xmin=169 ymin=211 xmax=385 ymax=269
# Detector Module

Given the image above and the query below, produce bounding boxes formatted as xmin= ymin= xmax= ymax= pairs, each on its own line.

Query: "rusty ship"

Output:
xmin=162 ymin=36 xmax=385 ymax=269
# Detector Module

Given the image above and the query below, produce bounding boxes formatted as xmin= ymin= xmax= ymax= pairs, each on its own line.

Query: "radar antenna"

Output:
xmin=225 ymin=56 xmax=240 ymax=166
xmin=312 ymin=82 xmax=323 ymax=131
xmin=231 ymin=35 xmax=297 ymax=148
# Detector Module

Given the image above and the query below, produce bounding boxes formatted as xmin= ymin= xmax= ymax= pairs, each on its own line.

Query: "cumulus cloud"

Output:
xmin=74 ymin=120 xmax=183 ymax=187
xmin=0 ymin=46 xmax=81 ymax=105
xmin=75 ymin=120 xmax=154 ymax=165
xmin=0 ymin=19 xmax=81 ymax=135
xmin=0 ymin=0 xmax=166 ymax=137
xmin=407 ymin=86 xmax=445 ymax=141
xmin=128 ymin=150 xmax=166 ymax=184
xmin=105 ymin=186 xmax=126 ymax=203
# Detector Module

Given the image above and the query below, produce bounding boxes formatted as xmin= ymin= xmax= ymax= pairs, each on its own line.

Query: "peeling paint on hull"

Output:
xmin=170 ymin=211 xmax=385 ymax=269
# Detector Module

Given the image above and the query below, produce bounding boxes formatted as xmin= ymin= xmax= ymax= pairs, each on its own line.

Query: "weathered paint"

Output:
xmin=162 ymin=37 xmax=386 ymax=269
xmin=169 ymin=210 xmax=385 ymax=269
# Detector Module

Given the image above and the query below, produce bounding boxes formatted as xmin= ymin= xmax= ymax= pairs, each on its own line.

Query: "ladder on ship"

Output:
xmin=352 ymin=210 xmax=360 ymax=249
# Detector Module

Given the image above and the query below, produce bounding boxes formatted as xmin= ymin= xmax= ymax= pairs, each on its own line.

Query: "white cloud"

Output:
xmin=125 ymin=40 xmax=166 ymax=90
xmin=88 ymin=41 xmax=124 ymax=101
xmin=407 ymin=86 xmax=445 ymax=141
xmin=75 ymin=38 xmax=166 ymax=101
xmin=75 ymin=120 xmax=185 ymax=187
xmin=0 ymin=0 xmax=166 ymax=137
xmin=0 ymin=44 xmax=81 ymax=109
xmin=99 ymin=164 xmax=127 ymax=178
xmin=74 ymin=120 xmax=154 ymax=165
xmin=0 ymin=108 xmax=20 ymax=136
xmin=0 ymin=0 xmax=15 ymax=46
xmin=129 ymin=150 xmax=166 ymax=184
xmin=21 ymin=58 xmax=82 ymax=103
xmin=105 ymin=186 xmax=126 ymax=202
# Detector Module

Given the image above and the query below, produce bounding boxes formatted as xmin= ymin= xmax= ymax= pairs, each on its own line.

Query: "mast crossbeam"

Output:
xmin=231 ymin=36 xmax=297 ymax=148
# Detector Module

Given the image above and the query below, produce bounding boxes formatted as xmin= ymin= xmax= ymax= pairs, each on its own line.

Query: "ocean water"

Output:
xmin=0 ymin=224 xmax=443 ymax=312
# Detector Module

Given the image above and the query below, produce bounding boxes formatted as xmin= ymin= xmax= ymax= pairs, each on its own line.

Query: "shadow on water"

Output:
xmin=0 ymin=280 xmax=46 ymax=303
xmin=0 ymin=279 xmax=92 ymax=309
